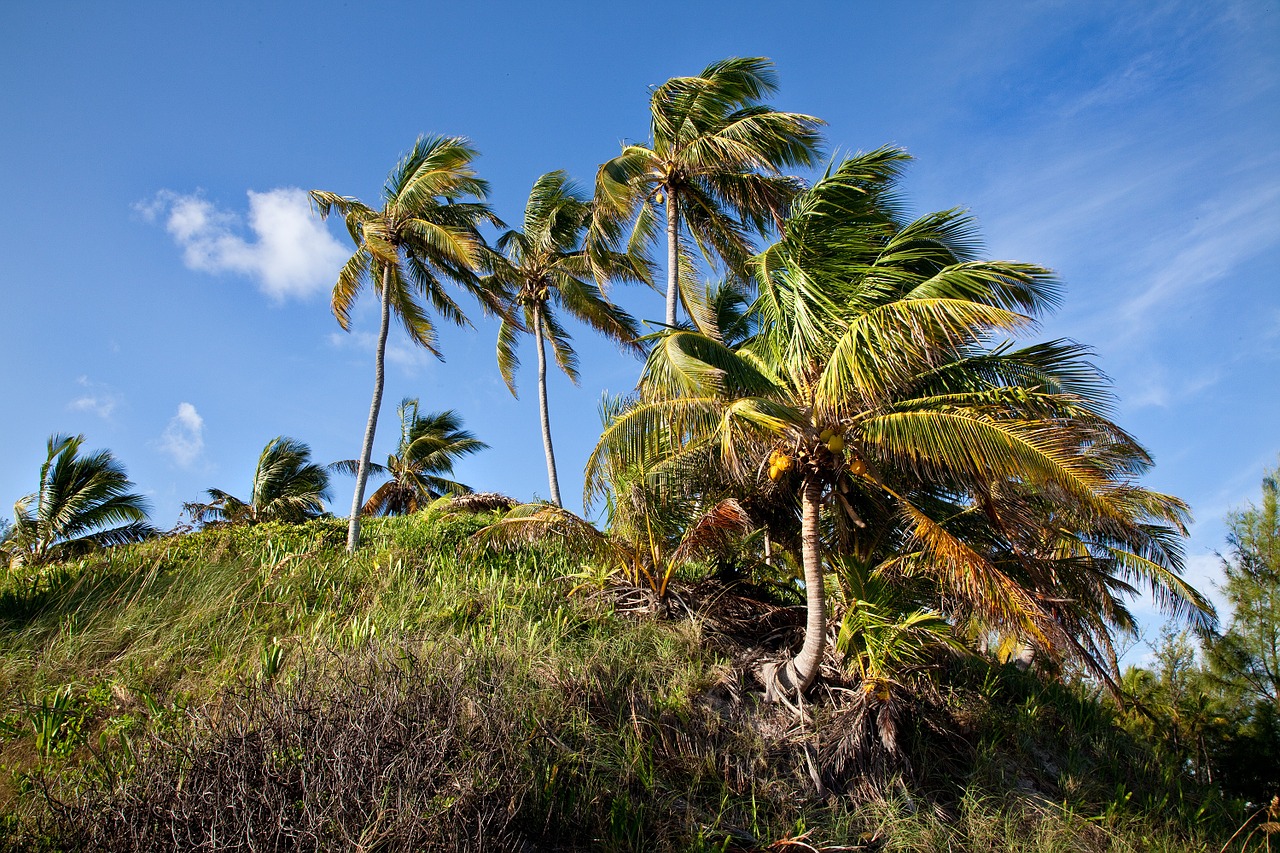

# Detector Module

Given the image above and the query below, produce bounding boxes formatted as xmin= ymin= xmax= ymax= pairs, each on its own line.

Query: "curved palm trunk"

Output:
xmin=768 ymin=473 xmax=827 ymax=699
xmin=533 ymin=307 xmax=563 ymax=507
xmin=346 ymin=266 xmax=392 ymax=553
xmin=665 ymin=186 xmax=680 ymax=328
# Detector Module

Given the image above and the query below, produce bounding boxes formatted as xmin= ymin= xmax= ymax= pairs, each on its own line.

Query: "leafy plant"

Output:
xmin=3 ymin=434 xmax=154 ymax=569
xmin=29 ymin=686 xmax=83 ymax=757
xmin=330 ymin=401 xmax=486 ymax=516
xmin=594 ymin=56 xmax=823 ymax=326
xmin=184 ymin=436 xmax=331 ymax=526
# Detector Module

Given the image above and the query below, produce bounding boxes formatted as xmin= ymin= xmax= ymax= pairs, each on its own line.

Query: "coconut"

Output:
xmin=826 ymin=435 xmax=845 ymax=453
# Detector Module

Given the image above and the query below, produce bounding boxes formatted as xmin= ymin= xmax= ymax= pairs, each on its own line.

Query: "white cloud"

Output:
xmin=159 ymin=402 xmax=205 ymax=467
xmin=1116 ymin=177 xmax=1280 ymax=325
xmin=1124 ymin=364 xmax=1221 ymax=410
xmin=68 ymin=376 xmax=121 ymax=419
xmin=328 ymin=330 xmax=434 ymax=375
xmin=139 ymin=187 xmax=347 ymax=300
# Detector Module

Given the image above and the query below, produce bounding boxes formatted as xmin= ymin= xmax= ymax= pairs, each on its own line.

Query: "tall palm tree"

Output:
xmin=2 ymin=434 xmax=153 ymax=569
xmin=330 ymin=399 xmax=486 ymax=516
xmin=184 ymin=436 xmax=331 ymax=526
xmin=311 ymin=135 xmax=503 ymax=552
xmin=589 ymin=149 xmax=1211 ymax=698
xmin=485 ymin=171 xmax=648 ymax=506
xmin=593 ymin=56 xmax=823 ymax=327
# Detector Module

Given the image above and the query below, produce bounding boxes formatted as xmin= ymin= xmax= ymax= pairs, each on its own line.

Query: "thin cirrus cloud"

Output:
xmin=68 ymin=376 xmax=122 ymax=419
xmin=327 ymin=331 xmax=434 ymax=375
xmin=138 ymin=187 xmax=347 ymax=300
xmin=158 ymin=402 xmax=205 ymax=468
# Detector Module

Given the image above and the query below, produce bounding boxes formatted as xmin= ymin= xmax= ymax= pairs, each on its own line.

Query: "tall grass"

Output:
xmin=0 ymin=514 xmax=1254 ymax=850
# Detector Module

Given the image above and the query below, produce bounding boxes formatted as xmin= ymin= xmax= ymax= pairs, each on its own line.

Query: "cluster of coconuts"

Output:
xmin=820 ymin=427 xmax=869 ymax=476
xmin=767 ymin=448 xmax=793 ymax=480
xmin=768 ymin=427 xmax=868 ymax=481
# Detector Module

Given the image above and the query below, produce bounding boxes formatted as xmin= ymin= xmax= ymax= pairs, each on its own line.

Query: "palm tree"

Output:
xmin=330 ymin=400 xmax=486 ymax=516
xmin=311 ymin=135 xmax=503 ymax=552
xmin=2 ymin=434 xmax=153 ymax=569
xmin=485 ymin=171 xmax=648 ymax=506
xmin=184 ymin=436 xmax=331 ymax=526
xmin=593 ymin=56 xmax=823 ymax=327
xmin=589 ymin=149 xmax=1211 ymax=698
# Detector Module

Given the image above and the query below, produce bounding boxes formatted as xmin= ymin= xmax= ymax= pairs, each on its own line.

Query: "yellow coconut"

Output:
xmin=819 ymin=428 xmax=834 ymax=442
xmin=826 ymin=435 xmax=845 ymax=453
xmin=848 ymin=457 xmax=866 ymax=475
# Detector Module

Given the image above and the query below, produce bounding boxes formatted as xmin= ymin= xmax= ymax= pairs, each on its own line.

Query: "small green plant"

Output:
xmin=29 ymin=686 xmax=83 ymax=757
xmin=260 ymin=638 xmax=285 ymax=682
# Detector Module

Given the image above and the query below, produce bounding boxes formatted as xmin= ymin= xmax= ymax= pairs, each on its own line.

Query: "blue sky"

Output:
xmin=2 ymin=2 xmax=1277 ymax=642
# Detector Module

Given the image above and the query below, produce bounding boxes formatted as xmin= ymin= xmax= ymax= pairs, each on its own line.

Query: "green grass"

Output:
xmin=0 ymin=513 xmax=1255 ymax=850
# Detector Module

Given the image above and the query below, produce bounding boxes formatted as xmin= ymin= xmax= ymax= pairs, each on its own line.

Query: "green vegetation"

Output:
xmin=593 ymin=56 xmax=823 ymax=326
xmin=486 ymin=170 xmax=648 ymax=507
xmin=1 ymin=435 xmax=154 ymax=571
xmin=3 ymin=55 xmax=1276 ymax=849
xmin=183 ymin=436 xmax=331 ymax=526
xmin=310 ymin=135 xmax=502 ymax=553
xmin=590 ymin=147 xmax=1211 ymax=701
xmin=330 ymin=401 xmax=487 ymax=516
xmin=0 ymin=514 xmax=1256 ymax=850
xmin=1114 ymin=461 xmax=1280 ymax=814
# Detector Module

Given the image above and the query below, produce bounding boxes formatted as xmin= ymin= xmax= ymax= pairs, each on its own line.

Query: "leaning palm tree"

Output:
xmin=594 ymin=56 xmax=823 ymax=327
xmin=485 ymin=171 xmax=648 ymax=506
xmin=330 ymin=400 xmax=486 ymax=516
xmin=184 ymin=436 xmax=331 ymax=526
xmin=2 ymin=434 xmax=153 ymax=569
xmin=311 ymin=135 xmax=503 ymax=552
xmin=589 ymin=148 xmax=1211 ymax=698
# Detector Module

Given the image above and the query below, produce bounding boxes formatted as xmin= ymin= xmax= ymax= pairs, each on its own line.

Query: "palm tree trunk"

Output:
xmin=346 ymin=266 xmax=392 ymax=553
xmin=665 ymin=186 xmax=679 ymax=328
xmin=768 ymin=473 xmax=827 ymax=698
xmin=533 ymin=307 xmax=563 ymax=507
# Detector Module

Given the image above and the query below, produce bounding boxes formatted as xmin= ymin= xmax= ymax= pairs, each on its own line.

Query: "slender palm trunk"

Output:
xmin=665 ymin=186 xmax=679 ymax=328
xmin=769 ymin=473 xmax=827 ymax=698
xmin=533 ymin=307 xmax=563 ymax=507
xmin=346 ymin=266 xmax=392 ymax=553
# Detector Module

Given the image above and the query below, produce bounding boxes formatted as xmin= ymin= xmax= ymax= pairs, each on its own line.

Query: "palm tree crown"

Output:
xmin=2 ymin=434 xmax=153 ymax=569
xmin=485 ymin=171 xmax=648 ymax=506
xmin=331 ymin=400 xmax=486 ymax=516
xmin=594 ymin=56 xmax=824 ymax=327
xmin=590 ymin=148 xmax=1212 ymax=697
xmin=311 ymin=135 xmax=503 ymax=552
xmin=185 ymin=436 xmax=331 ymax=526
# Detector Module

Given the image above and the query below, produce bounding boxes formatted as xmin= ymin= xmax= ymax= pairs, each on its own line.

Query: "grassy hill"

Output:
xmin=0 ymin=511 xmax=1250 ymax=851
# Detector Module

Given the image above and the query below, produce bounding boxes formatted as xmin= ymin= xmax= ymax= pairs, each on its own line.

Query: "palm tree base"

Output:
xmin=760 ymin=657 xmax=815 ymax=703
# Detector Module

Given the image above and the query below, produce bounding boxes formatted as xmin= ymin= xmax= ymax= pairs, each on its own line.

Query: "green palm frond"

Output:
xmin=329 ymin=402 xmax=485 ymax=517
xmin=6 ymin=434 xmax=153 ymax=568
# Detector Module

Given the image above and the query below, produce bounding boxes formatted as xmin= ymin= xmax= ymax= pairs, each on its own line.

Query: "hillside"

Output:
xmin=0 ymin=511 xmax=1252 ymax=851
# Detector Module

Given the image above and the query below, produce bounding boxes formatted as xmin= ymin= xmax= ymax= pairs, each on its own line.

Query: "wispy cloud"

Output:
xmin=67 ymin=376 xmax=122 ymax=419
xmin=1116 ymin=177 xmax=1280 ymax=326
xmin=158 ymin=402 xmax=205 ymax=467
xmin=1124 ymin=364 xmax=1221 ymax=410
xmin=138 ymin=187 xmax=347 ymax=300
xmin=327 ymin=331 xmax=434 ymax=375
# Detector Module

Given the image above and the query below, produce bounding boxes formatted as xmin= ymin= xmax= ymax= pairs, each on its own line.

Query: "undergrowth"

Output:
xmin=0 ymin=514 xmax=1257 ymax=850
